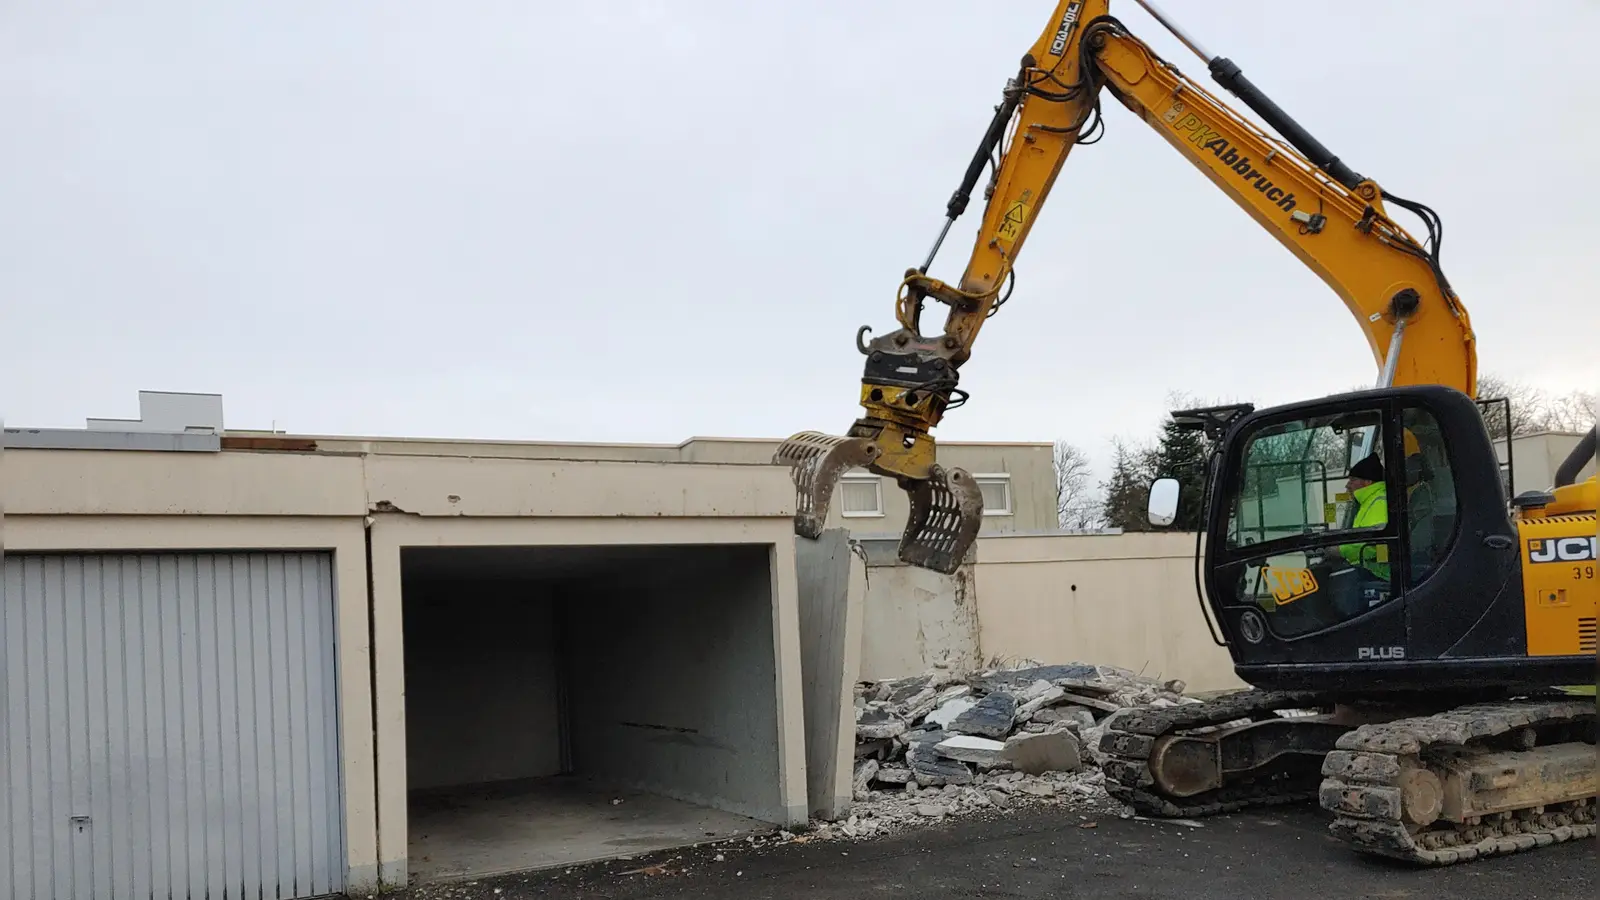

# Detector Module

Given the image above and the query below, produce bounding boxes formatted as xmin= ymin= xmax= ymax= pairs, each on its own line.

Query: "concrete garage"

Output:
xmin=4 ymin=413 xmax=816 ymax=894
xmin=398 ymin=543 xmax=790 ymax=880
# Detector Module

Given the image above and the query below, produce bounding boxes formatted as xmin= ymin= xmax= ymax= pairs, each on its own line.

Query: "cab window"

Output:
xmin=1401 ymin=406 xmax=1458 ymax=586
xmin=1225 ymin=409 xmax=1386 ymax=551
xmin=1222 ymin=408 xmax=1398 ymax=637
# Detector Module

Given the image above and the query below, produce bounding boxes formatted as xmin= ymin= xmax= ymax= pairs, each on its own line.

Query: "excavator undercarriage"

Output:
xmin=1100 ymin=690 xmax=1597 ymax=865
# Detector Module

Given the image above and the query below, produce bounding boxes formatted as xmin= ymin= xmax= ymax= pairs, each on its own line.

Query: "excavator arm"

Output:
xmin=776 ymin=0 xmax=1478 ymax=573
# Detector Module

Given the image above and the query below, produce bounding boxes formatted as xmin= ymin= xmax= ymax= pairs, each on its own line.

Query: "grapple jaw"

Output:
xmin=774 ymin=431 xmax=983 ymax=573
xmin=898 ymin=464 xmax=983 ymax=574
xmin=773 ymin=431 xmax=883 ymax=539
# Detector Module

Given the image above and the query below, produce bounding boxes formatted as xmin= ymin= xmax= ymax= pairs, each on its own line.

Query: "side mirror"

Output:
xmin=1147 ymin=477 xmax=1181 ymax=527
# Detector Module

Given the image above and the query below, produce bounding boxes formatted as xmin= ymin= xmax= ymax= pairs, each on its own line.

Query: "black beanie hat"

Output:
xmin=1350 ymin=453 xmax=1385 ymax=482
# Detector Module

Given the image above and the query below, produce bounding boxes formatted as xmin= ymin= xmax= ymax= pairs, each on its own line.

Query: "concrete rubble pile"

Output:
xmin=838 ymin=658 xmax=1202 ymax=836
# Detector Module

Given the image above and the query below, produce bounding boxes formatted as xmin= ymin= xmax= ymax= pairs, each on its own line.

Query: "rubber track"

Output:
xmin=1098 ymin=689 xmax=1328 ymax=817
xmin=1320 ymin=697 xmax=1597 ymax=865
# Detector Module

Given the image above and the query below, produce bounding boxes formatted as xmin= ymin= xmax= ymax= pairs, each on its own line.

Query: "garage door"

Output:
xmin=2 ymin=552 xmax=346 ymax=900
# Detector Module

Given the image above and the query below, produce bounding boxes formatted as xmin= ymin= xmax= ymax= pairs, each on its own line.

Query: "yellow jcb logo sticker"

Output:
xmin=1263 ymin=567 xmax=1319 ymax=606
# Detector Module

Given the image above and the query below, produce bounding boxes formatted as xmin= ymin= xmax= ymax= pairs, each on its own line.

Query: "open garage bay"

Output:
xmin=400 ymin=544 xmax=788 ymax=882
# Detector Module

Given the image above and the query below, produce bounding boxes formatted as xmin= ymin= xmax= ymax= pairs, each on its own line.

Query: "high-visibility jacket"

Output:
xmin=1340 ymin=480 xmax=1390 ymax=579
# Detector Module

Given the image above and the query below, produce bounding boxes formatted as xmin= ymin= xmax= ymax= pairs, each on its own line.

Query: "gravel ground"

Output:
xmin=374 ymin=802 xmax=1594 ymax=900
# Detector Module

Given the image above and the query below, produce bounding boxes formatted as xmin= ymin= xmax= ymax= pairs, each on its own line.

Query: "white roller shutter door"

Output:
xmin=2 ymin=552 xmax=346 ymax=900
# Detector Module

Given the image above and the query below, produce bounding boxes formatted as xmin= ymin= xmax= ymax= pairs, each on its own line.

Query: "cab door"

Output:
xmin=1204 ymin=398 xmax=1409 ymax=666
xmin=1392 ymin=395 xmax=1527 ymax=661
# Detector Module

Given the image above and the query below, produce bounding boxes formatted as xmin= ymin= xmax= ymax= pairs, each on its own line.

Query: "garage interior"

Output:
xmin=400 ymin=543 xmax=787 ymax=882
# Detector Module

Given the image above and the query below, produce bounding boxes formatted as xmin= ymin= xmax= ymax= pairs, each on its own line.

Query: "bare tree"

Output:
xmin=1476 ymin=374 xmax=1597 ymax=437
xmin=1539 ymin=389 xmax=1598 ymax=432
xmin=1475 ymin=372 xmax=1554 ymax=439
xmin=1053 ymin=440 xmax=1101 ymax=530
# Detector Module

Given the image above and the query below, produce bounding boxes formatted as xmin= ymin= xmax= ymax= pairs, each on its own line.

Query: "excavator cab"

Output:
xmin=1149 ymin=384 xmax=1590 ymax=692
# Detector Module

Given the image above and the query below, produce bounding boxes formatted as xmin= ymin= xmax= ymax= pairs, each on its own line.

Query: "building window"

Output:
xmin=974 ymin=473 xmax=1013 ymax=516
xmin=839 ymin=473 xmax=884 ymax=517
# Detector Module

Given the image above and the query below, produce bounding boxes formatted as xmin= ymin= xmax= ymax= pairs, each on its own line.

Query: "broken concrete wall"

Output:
xmin=403 ymin=580 xmax=562 ymax=790
xmin=855 ymin=538 xmax=982 ymax=682
xmin=972 ymin=533 xmax=1246 ymax=693
xmin=795 ymin=529 xmax=867 ymax=821
xmin=562 ymin=545 xmax=791 ymax=824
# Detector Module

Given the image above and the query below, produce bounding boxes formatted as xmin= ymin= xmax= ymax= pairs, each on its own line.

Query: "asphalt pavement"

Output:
xmin=383 ymin=802 xmax=1594 ymax=900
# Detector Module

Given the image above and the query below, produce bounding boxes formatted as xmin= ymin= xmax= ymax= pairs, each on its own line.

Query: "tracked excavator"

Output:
xmin=774 ymin=0 xmax=1597 ymax=866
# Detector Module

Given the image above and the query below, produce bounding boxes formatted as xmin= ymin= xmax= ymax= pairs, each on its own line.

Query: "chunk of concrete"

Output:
xmin=884 ymin=675 xmax=933 ymax=704
xmin=933 ymin=735 xmax=1007 ymax=768
xmin=949 ymin=692 xmax=1017 ymax=738
xmin=906 ymin=745 xmax=975 ymax=785
xmin=1002 ymin=730 xmax=1083 ymax=775
xmin=1054 ymin=677 xmax=1122 ymax=697
xmin=874 ymin=765 xmax=912 ymax=784
xmin=856 ymin=738 xmax=893 ymax=758
xmin=1017 ymin=685 xmax=1066 ymax=719
xmin=856 ymin=707 xmax=907 ymax=740
xmin=1017 ymin=679 xmax=1057 ymax=702
xmin=1059 ymin=692 xmax=1124 ymax=713
xmin=900 ymin=688 xmax=941 ymax=724
xmin=1056 ymin=705 xmax=1098 ymax=730
xmin=1032 ymin=705 xmax=1097 ymax=736
xmin=972 ymin=664 xmax=1098 ymax=694
xmin=925 ymin=697 xmax=977 ymax=729
xmin=853 ymin=759 xmax=879 ymax=796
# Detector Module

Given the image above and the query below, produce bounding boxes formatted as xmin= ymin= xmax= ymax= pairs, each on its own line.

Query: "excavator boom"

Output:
xmin=776 ymin=0 xmax=1478 ymax=572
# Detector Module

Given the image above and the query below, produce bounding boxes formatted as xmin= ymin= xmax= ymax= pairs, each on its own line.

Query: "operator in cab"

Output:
xmin=1330 ymin=453 xmax=1390 ymax=617
xmin=1342 ymin=454 xmax=1389 ymax=557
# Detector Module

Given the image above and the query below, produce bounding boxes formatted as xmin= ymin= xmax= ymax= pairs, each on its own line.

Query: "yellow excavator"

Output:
xmin=776 ymin=0 xmax=1597 ymax=866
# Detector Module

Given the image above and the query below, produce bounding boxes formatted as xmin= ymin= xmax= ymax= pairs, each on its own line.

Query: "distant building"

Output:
xmin=86 ymin=389 xmax=224 ymax=433
xmin=1494 ymin=430 xmax=1597 ymax=497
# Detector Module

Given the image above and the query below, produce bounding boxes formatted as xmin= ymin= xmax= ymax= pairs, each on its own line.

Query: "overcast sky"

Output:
xmin=4 ymin=1 xmax=1596 ymax=482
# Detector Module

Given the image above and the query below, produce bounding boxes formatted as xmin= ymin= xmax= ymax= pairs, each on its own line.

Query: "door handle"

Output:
xmin=1482 ymin=534 xmax=1514 ymax=550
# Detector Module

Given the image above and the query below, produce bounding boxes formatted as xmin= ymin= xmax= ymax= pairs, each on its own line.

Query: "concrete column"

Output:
xmin=767 ymin=535 xmax=813 ymax=827
xmin=367 ymin=516 xmax=410 ymax=888
xmin=794 ymin=529 xmax=867 ymax=820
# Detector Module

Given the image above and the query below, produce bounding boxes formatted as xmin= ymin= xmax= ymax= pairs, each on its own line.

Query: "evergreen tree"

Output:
xmin=1099 ymin=438 xmax=1160 ymax=531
